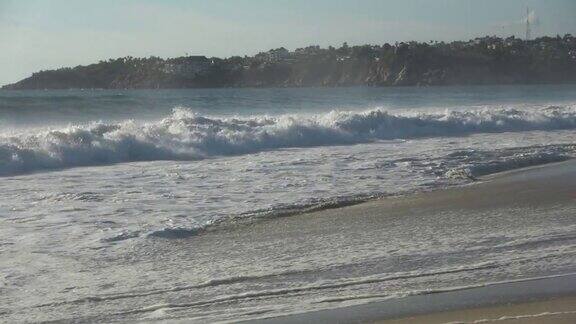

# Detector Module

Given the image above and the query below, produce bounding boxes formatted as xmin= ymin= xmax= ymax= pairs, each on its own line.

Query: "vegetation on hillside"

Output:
xmin=4 ymin=35 xmax=576 ymax=89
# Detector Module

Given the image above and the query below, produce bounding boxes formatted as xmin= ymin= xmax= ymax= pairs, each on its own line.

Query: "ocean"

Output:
xmin=2 ymin=85 xmax=576 ymax=322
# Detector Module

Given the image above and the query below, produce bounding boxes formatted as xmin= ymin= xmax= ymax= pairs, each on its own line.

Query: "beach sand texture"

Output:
xmin=249 ymin=160 xmax=576 ymax=323
xmin=380 ymin=296 xmax=576 ymax=323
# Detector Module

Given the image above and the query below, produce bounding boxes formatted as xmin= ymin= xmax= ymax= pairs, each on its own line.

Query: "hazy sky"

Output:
xmin=1 ymin=0 xmax=575 ymax=85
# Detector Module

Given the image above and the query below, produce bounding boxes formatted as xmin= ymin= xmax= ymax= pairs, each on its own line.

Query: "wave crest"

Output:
xmin=2 ymin=106 xmax=576 ymax=176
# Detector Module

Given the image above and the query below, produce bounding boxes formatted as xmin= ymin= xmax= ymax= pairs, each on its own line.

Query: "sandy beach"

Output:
xmin=376 ymin=159 xmax=576 ymax=323
xmin=253 ymin=275 xmax=576 ymax=323
xmin=380 ymin=296 xmax=576 ymax=323
xmin=4 ymin=154 xmax=576 ymax=322
xmin=248 ymin=160 xmax=576 ymax=323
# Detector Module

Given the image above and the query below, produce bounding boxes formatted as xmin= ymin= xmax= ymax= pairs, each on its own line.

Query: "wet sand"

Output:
xmin=249 ymin=160 xmax=576 ymax=323
xmin=380 ymin=296 xmax=576 ymax=323
xmin=250 ymin=273 xmax=576 ymax=323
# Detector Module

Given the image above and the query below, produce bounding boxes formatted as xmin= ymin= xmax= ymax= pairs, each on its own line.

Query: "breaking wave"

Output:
xmin=2 ymin=106 xmax=576 ymax=176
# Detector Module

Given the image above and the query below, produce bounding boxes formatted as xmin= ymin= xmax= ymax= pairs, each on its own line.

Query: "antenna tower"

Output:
xmin=525 ymin=7 xmax=531 ymax=40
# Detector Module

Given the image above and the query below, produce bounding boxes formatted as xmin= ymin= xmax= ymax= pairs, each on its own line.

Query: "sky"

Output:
xmin=1 ymin=0 xmax=575 ymax=85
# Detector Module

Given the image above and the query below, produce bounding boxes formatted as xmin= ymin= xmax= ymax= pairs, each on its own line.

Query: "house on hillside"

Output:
xmin=163 ymin=56 xmax=212 ymax=76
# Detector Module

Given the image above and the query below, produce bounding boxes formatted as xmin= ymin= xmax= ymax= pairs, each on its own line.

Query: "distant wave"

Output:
xmin=2 ymin=106 xmax=576 ymax=176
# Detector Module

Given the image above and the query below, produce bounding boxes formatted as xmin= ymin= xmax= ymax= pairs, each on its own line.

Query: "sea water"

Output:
xmin=2 ymin=85 xmax=576 ymax=322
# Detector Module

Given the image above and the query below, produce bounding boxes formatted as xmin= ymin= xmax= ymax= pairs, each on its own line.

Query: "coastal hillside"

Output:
xmin=4 ymin=35 xmax=576 ymax=89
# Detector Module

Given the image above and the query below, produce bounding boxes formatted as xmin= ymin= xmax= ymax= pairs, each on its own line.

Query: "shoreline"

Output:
xmin=245 ymin=160 xmax=576 ymax=323
xmin=5 ymin=146 xmax=576 ymax=322
xmin=382 ymin=295 xmax=576 ymax=324
xmin=250 ymin=274 xmax=576 ymax=324
xmin=206 ymin=157 xmax=576 ymax=237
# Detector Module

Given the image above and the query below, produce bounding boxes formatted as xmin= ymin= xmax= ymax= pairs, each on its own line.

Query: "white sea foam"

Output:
xmin=444 ymin=145 xmax=576 ymax=179
xmin=2 ymin=106 xmax=576 ymax=176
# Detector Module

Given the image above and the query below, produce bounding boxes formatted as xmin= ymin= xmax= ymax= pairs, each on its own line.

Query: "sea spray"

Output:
xmin=2 ymin=106 xmax=576 ymax=176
